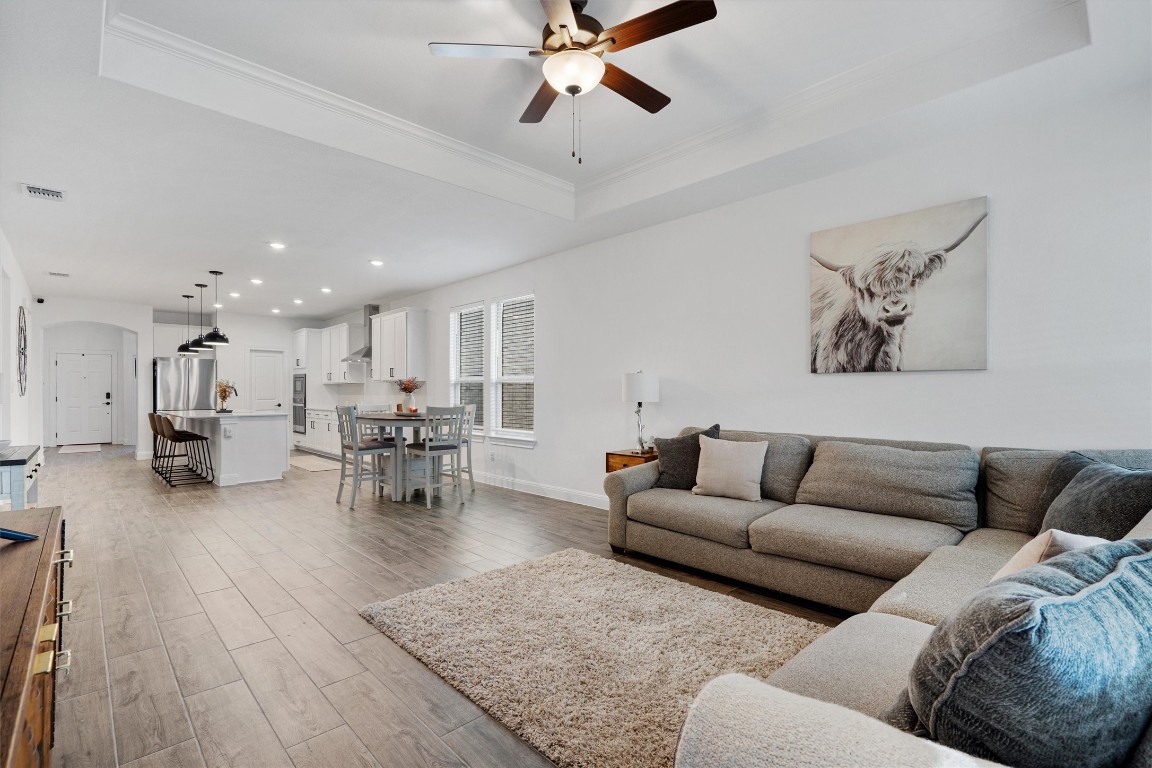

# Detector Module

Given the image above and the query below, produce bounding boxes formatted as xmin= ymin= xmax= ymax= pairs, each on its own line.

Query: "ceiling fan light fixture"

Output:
xmin=543 ymin=49 xmax=604 ymax=95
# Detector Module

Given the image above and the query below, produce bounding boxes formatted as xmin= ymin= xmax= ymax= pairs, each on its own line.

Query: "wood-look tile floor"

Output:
xmin=42 ymin=446 xmax=843 ymax=768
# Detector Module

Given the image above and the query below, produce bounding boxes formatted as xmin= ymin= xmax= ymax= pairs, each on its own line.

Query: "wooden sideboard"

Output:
xmin=605 ymin=449 xmax=659 ymax=473
xmin=1 ymin=508 xmax=68 ymax=768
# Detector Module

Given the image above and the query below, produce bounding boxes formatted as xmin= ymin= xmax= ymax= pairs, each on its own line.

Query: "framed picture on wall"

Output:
xmin=809 ymin=196 xmax=988 ymax=374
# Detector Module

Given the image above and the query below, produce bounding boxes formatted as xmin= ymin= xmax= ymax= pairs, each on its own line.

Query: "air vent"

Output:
xmin=22 ymin=184 xmax=66 ymax=202
xmin=48 ymin=271 xmax=70 ymax=278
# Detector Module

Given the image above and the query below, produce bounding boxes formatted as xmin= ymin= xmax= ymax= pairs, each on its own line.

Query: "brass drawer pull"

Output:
xmin=37 ymin=623 xmax=59 ymax=644
xmin=57 ymin=599 xmax=73 ymax=619
xmin=52 ymin=549 xmax=75 ymax=567
xmin=33 ymin=651 xmax=53 ymax=675
xmin=56 ymin=649 xmax=72 ymax=674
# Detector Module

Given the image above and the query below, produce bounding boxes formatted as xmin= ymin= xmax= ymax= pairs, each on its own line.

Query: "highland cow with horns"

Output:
xmin=810 ymin=213 xmax=986 ymax=373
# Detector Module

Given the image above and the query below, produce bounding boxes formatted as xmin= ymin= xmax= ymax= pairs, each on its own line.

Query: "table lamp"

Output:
xmin=622 ymin=372 xmax=660 ymax=453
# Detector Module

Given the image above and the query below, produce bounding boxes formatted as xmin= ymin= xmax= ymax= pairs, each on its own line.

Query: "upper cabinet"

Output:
xmin=320 ymin=323 xmax=365 ymax=384
xmin=371 ymin=308 xmax=427 ymax=381
xmin=292 ymin=328 xmax=313 ymax=369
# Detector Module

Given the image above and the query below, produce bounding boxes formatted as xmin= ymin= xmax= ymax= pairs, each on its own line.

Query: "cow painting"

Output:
xmin=810 ymin=198 xmax=988 ymax=374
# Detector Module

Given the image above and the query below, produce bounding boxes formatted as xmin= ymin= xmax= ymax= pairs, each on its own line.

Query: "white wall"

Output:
xmin=210 ymin=311 xmax=297 ymax=413
xmin=0 ymin=227 xmax=35 ymax=445
xmin=30 ymin=298 xmax=154 ymax=457
xmin=384 ymin=85 xmax=1152 ymax=508
xmin=43 ymin=322 xmax=137 ymax=446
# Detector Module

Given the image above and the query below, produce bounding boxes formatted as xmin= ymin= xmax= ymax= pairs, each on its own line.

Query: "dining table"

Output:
xmin=356 ymin=411 xmax=426 ymax=501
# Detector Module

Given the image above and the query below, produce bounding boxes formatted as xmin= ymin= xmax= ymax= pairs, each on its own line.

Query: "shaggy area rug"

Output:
xmin=360 ymin=548 xmax=828 ymax=768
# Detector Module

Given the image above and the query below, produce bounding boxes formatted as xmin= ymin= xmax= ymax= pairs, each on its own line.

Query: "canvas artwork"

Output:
xmin=809 ymin=196 xmax=988 ymax=374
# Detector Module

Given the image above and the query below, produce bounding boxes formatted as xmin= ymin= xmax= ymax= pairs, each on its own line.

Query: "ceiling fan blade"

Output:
xmin=520 ymin=80 xmax=559 ymax=123
xmin=429 ymin=42 xmax=544 ymax=58
xmin=539 ymin=0 xmax=579 ymax=34
xmin=599 ymin=0 xmax=717 ymax=52
xmin=600 ymin=63 xmax=671 ymax=113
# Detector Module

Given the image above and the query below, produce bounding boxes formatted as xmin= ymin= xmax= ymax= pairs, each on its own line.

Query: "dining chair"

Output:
xmin=460 ymin=403 xmax=477 ymax=492
xmin=404 ymin=405 xmax=465 ymax=509
xmin=336 ymin=405 xmax=396 ymax=510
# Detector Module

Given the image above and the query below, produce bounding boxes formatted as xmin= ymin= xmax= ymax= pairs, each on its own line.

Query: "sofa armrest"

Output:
xmin=675 ymin=674 xmax=1007 ymax=768
xmin=603 ymin=461 xmax=661 ymax=549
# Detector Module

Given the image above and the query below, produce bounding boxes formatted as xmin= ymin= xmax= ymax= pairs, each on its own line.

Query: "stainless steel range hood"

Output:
xmin=341 ymin=304 xmax=380 ymax=363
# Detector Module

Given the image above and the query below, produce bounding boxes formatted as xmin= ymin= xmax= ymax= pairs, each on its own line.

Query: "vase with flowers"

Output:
xmin=395 ymin=377 xmax=423 ymax=413
xmin=215 ymin=379 xmax=238 ymax=413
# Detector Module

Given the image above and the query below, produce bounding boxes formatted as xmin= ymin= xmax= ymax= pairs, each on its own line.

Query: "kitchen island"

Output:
xmin=160 ymin=410 xmax=290 ymax=486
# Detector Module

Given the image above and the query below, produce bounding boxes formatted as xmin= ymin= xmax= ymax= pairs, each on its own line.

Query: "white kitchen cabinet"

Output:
xmin=299 ymin=409 xmax=339 ymax=456
xmin=370 ymin=308 xmax=427 ymax=381
xmin=154 ymin=323 xmax=215 ymax=359
xmin=320 ymin=323 xmax=365 ymax=385
xmin=292 ymin=328 xmax=316 ymax=370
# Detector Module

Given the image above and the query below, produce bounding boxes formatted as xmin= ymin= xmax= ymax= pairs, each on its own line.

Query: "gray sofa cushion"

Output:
xmin=795 ymin=442 xmax=979 ymax=531
xmin=910 ymin=539 xmax=1152 ymax=768
xmin=956 ymin=527 xmax=1033 ymax=560
xmin=1041 ymin=457 xmax=1152 ymax=540
xmin=767 ymin=612 xmax=933 ymax=719
xmin=982 ymin=449 xmax=1063 ymax=534
xmin=627 ymin=488 xmax=783 ymax=549
xmin=870 ymin=545 xmax=1014 ymax=626
xmin=716 ymin=430 xmax=813 ymax=504
xmin=748 ymin=504 xmax=963 ymax=581
xmin=653 ymin=424 xmax=719 ymax=490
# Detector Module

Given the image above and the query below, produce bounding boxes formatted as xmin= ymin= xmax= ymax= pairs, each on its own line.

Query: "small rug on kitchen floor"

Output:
xmin=289 ymin=455 xmax=342 ymax=471
xmin=360 ymin=548 xmax=828 ymax=768
xmin=57 ymin=444 xmax=101 ymax=454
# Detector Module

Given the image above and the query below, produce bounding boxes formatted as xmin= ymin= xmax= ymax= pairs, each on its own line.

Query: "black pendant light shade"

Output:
xmin=190 ymin=283 xmax=212 ymax=351
xmin=177 ymin=294 xmax=198 ymax=356
xmin=204 ymin=270 xmax=230 ymax=346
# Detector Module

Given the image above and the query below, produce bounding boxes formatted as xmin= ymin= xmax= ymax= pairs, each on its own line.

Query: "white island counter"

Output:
xmin=160 ymin=410 xmax=290 ymax=486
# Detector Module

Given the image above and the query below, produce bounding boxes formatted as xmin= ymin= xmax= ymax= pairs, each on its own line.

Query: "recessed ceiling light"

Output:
xmin=229 ymin=292 xmax=240 ymax=298
xmin=293 ymin=299 xmax=303 ymax=304
xmin=213 ymin=303 xmax=223 ymax=308
xmin=369 ymin=260 xmax=383 ymax=267
xmin=251 ymin=278 xmax=263 ymax=285
xmin=320 ymin=287 xmax=332 ymax=293
xmin=269 ymin=242 xmax=286 ymax=250
xmin=271 ymin=308 xmax=281 ymax=313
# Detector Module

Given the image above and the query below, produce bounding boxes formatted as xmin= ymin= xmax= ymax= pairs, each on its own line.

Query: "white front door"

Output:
xmin=56 ymin=352 xmax=113 ymax=445
xmin=250 ymin=349 xmax=285 ymax=411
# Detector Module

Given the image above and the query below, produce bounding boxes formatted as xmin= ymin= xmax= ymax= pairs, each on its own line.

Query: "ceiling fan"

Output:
xmin=429 ymin=0 xmax=718 ymax=123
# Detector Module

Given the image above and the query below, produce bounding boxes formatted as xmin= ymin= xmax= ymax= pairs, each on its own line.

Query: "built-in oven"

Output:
xmin=292 ymin=374 xmax=306 ymax=434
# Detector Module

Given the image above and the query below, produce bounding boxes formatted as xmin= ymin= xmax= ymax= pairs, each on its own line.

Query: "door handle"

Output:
xmin=389 ymin=367 xmax=394 ymax=378
xmin=104 ymin=402 xmax=111 ymax=405
xmin=276 ymin=403 xmax=281 ymax=408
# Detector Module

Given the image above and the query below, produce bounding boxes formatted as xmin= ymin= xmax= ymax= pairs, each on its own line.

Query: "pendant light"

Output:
xmin=177 ymin=294 xmax=198 ymax=356
xmin=203 ymin=270 xmax=230 ymax=346
xmin=190 ymin=283 xmax=211 ymax=351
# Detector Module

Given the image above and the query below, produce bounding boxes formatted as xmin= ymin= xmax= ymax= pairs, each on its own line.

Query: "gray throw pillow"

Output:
xmin=909 ymin=539 xmax=1152 ymax=768
xmin=1041 ymin=459 xmax=1152 ymax=540
xmin=1034 ymin=452 xmax=1096 ymax=527
xmin=653 ymin=425 xmax=719 ymax=490
xmin=795 ymin=441 xmax=979 ymax=530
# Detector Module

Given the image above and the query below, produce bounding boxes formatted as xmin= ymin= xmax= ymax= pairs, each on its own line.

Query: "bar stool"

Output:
xmin=158 ymin=416 xmax=214 ymax=486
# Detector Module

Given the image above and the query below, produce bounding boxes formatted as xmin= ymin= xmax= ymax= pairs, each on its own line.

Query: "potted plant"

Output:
xmin=216 ymin=379 xmax=238 ymax=413
xmin=395 ymin=378 xmax=423 ymax=413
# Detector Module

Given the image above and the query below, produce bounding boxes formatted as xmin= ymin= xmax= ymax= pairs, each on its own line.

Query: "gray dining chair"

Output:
xmin=460 ymin=403 xmax=476 ymax=492
xmin=404 ymin=405 xmax=466 ymax=508
xmin=336 ymin=405 xmax=396 ymax=509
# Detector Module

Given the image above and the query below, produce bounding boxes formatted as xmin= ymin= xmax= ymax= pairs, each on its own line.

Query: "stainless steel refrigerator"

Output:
xmin=154 ymin=357 xmax=216 ymax=412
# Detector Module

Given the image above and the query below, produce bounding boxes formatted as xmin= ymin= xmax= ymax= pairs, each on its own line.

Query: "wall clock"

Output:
xmin=17 ymin=305 xmax=27 ymax=396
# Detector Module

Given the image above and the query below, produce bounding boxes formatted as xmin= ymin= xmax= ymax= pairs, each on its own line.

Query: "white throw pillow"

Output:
xmin=692 ymin=434 xmax=768 ymax=502
xmin=1125 ymin=508 xmax=1152 ymax=539
xmin=991 ymin=529 xmax=1108 ymax=581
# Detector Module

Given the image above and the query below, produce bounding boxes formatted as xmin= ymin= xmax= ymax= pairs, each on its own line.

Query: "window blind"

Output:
xmin=500 ymin=297 xmax=534 ymax=377
xmin=456 ymin=307 xmax=484 ymax=379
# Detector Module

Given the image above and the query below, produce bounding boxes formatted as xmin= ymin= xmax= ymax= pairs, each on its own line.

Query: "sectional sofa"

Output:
xmin=603 ymin=427 xmax=1152 ymax=767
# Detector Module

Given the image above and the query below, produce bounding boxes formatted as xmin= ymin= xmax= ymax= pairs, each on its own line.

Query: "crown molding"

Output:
xmin=101 ymin=14 xmax=576 ymax=218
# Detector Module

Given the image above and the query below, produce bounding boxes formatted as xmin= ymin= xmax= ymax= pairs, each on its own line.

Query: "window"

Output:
xmin=449 ymin=294 xmax=535 ymax=442
xmin=494 ymin=295 xmax=534 ymax=433
xmin=450 ymin=304 xmax=485 ymax=428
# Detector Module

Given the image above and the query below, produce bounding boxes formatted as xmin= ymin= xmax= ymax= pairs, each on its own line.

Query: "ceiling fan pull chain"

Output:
xmin=571 ymin=93 xmax=576 ymax=160
xmin=577 ymin=94 xmax=583 ymax=164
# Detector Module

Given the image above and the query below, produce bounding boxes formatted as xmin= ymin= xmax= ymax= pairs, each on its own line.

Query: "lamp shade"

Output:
xmin=203 ymin=327 xmax=229 ymax=346
xmin=622 ymin=372 xmax=660 ymax=404
xmin=542 ymin=49 xmax=605 ymax=95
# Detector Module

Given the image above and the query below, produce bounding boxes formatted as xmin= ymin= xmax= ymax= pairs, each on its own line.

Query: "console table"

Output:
xmin=1 ymin=508 xmax=68 ymax=768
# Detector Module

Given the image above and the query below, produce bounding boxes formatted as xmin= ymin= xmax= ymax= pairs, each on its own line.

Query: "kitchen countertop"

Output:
xmin=0 ymin=445 xmax=40 ymax=466
xmin=159 ymin=410 xmax=290 ymax=420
